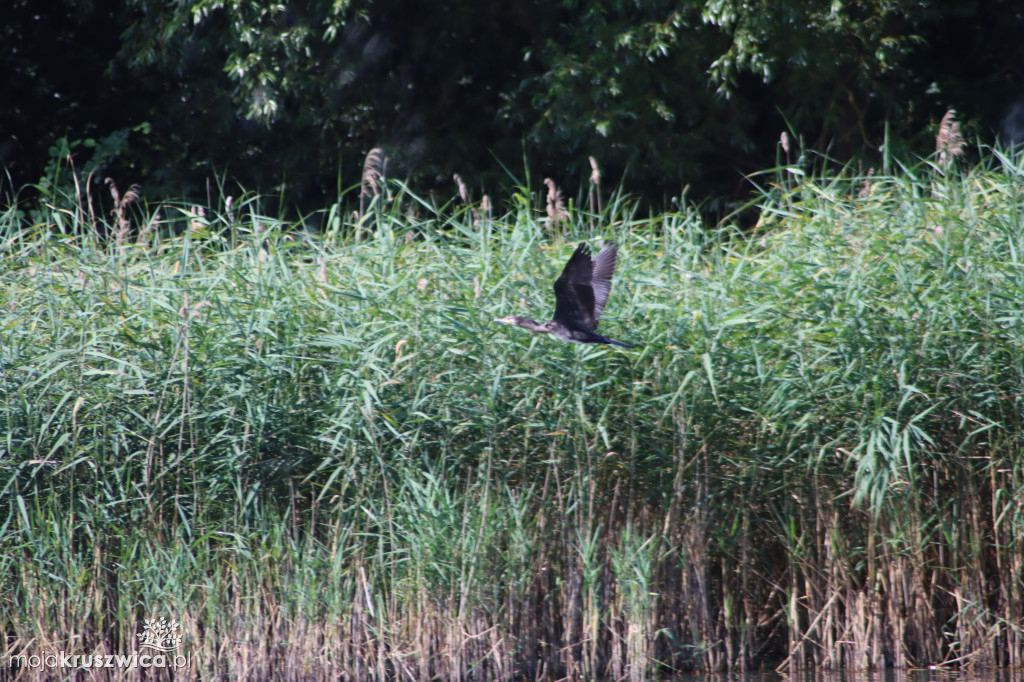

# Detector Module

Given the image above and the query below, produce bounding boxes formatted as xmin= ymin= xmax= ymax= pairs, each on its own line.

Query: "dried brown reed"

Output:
xmin=106 ymin=177 xmax=141 ymax=245
xmin=588 ymin=156 xmax=603 ymax=215
xmin=544 ymin=177 xmax=567 ymax=233
xmin=936 ymin=109 xmax=965 ymax=169
xmin=359 ymin=147 xmax=386 ymax=219
xmin=453 ymin=173 xmax=469 ymax=203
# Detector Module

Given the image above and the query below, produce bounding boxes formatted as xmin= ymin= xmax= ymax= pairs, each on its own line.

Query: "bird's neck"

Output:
xmin=521 ymin=318 xmax=549 ymax=333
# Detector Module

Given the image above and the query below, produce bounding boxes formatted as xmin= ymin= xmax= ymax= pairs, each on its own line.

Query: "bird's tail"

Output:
xmin=600 ymin=335 xmax=635 ymax=349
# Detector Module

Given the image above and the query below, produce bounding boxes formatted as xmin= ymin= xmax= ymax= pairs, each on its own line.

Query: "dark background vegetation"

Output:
xmin=3 ymin=0 xmax=1024 ymax=211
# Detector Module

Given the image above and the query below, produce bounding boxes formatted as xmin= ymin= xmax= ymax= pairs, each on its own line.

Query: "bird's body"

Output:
xmin=495 ymin=242 xmax=634 ymax=348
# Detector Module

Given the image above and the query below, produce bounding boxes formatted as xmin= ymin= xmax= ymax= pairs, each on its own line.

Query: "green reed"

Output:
xmin=2 ymin=154 xmax=1024 ymax=678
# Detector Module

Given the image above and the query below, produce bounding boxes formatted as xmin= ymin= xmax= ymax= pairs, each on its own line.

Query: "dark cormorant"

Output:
xmin=494 ymin=241 xmax=635 ymax=348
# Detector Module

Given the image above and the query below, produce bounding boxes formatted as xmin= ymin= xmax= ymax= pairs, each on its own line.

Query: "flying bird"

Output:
xmin=494 ymin=241 xmax=634 ymax=348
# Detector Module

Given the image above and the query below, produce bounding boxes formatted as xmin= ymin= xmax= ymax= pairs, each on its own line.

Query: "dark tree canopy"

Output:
xmin=3 ymin=0 xmax=1023 ymax=211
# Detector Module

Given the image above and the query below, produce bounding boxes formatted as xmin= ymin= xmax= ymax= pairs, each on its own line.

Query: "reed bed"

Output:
xmin=2 ymin=155 xmax=1024 ymax=679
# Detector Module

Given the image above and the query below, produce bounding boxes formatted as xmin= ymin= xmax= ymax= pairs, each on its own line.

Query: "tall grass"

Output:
xmin=2 ymin=155 xmax=1024 ymax=679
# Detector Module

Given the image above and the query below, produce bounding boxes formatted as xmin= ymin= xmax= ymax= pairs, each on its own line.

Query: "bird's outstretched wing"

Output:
xmin=557 ymin=241 xmax=610 ymax=331
xmin=589 ymin=242 xmax=618 ymax=322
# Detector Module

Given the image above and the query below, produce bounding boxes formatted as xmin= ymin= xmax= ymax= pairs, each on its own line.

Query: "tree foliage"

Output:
xmin=2 ymin=0 xmax=1022 ymax=210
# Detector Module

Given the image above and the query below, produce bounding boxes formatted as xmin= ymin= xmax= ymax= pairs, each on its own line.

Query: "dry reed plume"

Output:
xmin=936 ymin=109 xmax=965 ymax=169
xmin=588 ymin=155 xmax=602 ymax=215
xmin=544 ymin=177 xmax=567 ymax=232
xmin=105 ymin=177 xmax=141 ymax=246
xmin=359 ymin=147 xmax=386 ymax=219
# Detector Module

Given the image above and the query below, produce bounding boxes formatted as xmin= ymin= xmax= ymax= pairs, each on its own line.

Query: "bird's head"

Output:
xmin=493 ymin=316 xmax=552 ymax=334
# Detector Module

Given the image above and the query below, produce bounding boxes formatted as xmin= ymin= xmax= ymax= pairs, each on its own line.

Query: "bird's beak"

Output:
xmin=493 ymin=317 xmax=510 ymax=324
